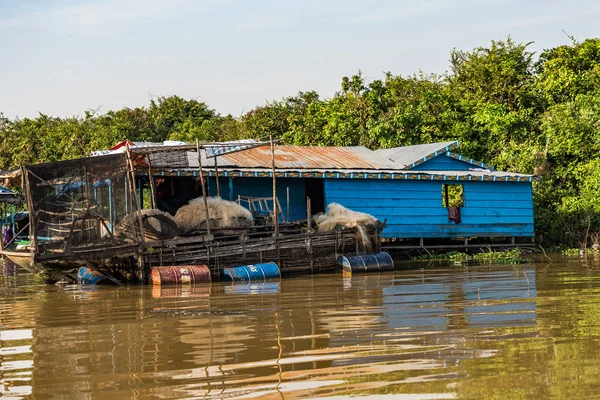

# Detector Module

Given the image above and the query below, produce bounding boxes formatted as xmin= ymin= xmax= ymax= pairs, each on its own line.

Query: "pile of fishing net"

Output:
xmin=174 ymin=196 xmax=253 ymax=233
xmin=315 ymin=203 xmax=380 ymax=231
xmin=315 ymin=203 xmax=383 ymax=253
xmin=116 ymin=209 xmax=182 ymax=241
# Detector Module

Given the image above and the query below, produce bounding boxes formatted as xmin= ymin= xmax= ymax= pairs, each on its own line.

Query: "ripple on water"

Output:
xmin=4 ymin=258 xmax=600 ymax=398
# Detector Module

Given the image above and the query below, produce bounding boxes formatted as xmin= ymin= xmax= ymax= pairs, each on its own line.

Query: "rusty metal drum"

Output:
xmin=150 ymin=265 xmax=211 ymax=285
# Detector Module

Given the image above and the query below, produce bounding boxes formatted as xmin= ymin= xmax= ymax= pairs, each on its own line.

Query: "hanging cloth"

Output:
xmin=448 ymin=207 xmax=461 ymax=224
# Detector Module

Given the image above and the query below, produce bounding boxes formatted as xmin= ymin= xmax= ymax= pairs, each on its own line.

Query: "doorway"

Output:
xmin=304 ymin=179 xmax=325 ymax=214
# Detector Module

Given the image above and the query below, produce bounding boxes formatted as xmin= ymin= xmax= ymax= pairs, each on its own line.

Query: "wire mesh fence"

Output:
xmin=25 ymin=153 xmax=137 ymax=252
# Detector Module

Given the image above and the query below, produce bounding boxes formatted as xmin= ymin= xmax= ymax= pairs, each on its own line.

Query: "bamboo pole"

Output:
xmin=286 ymin=186 xmax=290 ymax=223
xmin=214 ymin=156 xmax=221 ymax=197
xmin=125 ymin=143 xmax=146 ymax=243
xmin=3 ymin=223 xmax=29 ymax=249
xmin=196 ymin=139 xmax=211 ymax=237
xmin=22 ymin=167 xmax=37 ymax=257
xmin=147 ymin=157 xmax=157 ymax=209
xmin=306 ymin=197 xmax=313 ymax=233
xmin=307 ymin=196 xmax=313 ymax=273
xmin=270 ymin=135 xmax=278 ymax=237
xmin=0 ymin=203 xmax=5 ymax=251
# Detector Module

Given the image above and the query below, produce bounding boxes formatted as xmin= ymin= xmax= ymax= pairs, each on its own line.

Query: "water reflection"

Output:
xmin=4 ymin=257 xmax=600 ymax=398
xmin=224 ymin=281 xmax=281 ymax=295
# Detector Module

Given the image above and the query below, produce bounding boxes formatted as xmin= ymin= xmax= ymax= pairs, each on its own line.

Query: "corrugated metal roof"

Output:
xmin=190 ymin=145 xmax=402 ymax=170
xmin=423 ymin=169 xmax=532 ymax=178
xmin=375 ymin=141 xmax=459 ymax=167
xmin=158 ymin=167 xmax=539 ymax=181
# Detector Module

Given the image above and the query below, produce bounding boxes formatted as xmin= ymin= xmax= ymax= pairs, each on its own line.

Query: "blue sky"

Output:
xmin=1 ymin=0 xmax=598 ymax=119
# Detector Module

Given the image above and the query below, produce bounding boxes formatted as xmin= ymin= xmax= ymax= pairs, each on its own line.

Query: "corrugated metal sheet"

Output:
xmin=161 ymin=167 xmax=538 ymax=181
xmin=191 ymin=146 xmax=402 ymax=170
xmin=375 ymin=141 xmax=458 ymax=167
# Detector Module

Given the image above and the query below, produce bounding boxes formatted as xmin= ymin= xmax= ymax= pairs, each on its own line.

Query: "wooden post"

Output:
xmin=196 ymin=139 xmax=211 ymax=237
xmin=124 ymin=177 xmax=129 ymax=214
xmin=147 ymin=157 xmax=157 ymax=209
xmin=270 ymin=135 xmax=279 ymax=237
xmin=0 ymin=204 xmax=5 ymax=251
xmin=306 ymin=197 xmax=312 ymax=233
xmin=286 ymin=186 xmax=290 ymax=223
xmin=125 ymin=144 xmax=146 ymax=243
xmin=108 ymin=181 xmax=114 ymax=233
xmin=214 ymin=156 xmax=221 ymax=197
xmin=138 ymin=178 xmax=143 ymax=209
xmin=22 ymin=167 xmax=37 ymax=257
xmin=307 ymin=197 xmax=313 ymax=273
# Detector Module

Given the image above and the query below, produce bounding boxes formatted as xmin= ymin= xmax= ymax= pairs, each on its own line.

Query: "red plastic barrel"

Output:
xmin=150 ymin=265 xmax=211 ymax=285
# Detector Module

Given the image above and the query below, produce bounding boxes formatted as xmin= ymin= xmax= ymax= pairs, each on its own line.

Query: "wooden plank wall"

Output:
xmin=410 ymin=154 xmax=475 ymax=171
xmin=324 ymin=179 xmax=535 ymax=238
xmin=208 ymin=177 xmax=307 ymax=222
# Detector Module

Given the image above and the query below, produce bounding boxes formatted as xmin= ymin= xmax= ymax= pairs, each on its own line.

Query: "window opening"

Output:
xmin=442 ymin=184 xmax=464 ymax=208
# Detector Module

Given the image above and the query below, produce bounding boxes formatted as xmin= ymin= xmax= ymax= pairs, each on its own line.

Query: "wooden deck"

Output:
xmin=1 ymin=227 xmax=377 ymax=284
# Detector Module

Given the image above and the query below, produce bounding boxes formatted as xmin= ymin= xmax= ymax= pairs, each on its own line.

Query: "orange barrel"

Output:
xmin=150 ymin=265 xmax=211 ymax=285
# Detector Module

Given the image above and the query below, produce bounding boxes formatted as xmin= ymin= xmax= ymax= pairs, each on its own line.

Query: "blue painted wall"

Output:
xmin=207 ymin=177 xmax=306 ymax=222
xmin=206 ymin=175 xmax=535 ymax=238
xmin=411 ymin=153 xmax=476 ymax=171
xmin=323 ymin=179 xmax=534 ymax=238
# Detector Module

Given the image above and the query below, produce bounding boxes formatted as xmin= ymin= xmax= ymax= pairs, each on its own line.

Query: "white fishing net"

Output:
xmin=315 ymin=203 xmax=379 ymax=231
xmin=315 ymin=203 xmax=382 ymax=253
xmin=174 ymin=196 xmax=253 ymax=233
xmin=116 ymin=209 xmax=182 ymax=241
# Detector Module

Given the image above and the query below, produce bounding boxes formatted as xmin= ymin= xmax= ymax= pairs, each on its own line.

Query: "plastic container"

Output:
xmin=222 ymin=262 xmax=281 ymax=282
xmin=77 ymin=267 xmax=108 ymax=285
xmin=337 ymin=252 xmax=394 ymax=273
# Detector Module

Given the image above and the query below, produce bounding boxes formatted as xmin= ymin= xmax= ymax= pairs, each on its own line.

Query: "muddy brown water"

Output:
xmin=2 ymin=256 xmax=600 ymax=399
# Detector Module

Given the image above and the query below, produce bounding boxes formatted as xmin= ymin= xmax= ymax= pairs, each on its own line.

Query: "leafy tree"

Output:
xmin=1 ymin=38 xmax=600 ymax=246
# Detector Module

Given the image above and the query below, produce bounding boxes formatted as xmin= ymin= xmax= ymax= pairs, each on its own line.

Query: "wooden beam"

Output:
xmin=125 ymin=143 xmax=146 ymax=244
xmin=147 ymin=157 xmax=157 ymax=209
xmin=270 ymin=135 xmax=279 ymax=237
xmin=214 ymin=156 xmax=220 ymax=197
xmin=22 ymin=167 xmax=37 ymax=257
xmin=196 ymin=139 xmax=211 ymax=236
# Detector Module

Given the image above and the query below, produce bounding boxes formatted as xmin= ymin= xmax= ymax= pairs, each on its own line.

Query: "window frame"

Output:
xmin=442 ymin=183 xmax=464 ymax=208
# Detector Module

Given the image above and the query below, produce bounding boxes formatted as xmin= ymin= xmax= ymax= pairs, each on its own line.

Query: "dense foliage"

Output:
xmin=1 ymin=38 xmax=599 ymax=247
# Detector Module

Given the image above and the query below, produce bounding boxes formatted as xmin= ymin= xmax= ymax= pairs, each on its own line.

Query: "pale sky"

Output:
xmin=1 ymin=0 xmax=598 ymax=119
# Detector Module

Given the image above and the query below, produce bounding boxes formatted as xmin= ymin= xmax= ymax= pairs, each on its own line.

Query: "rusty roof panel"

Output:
xmin=218 ymin=146 xmax=402 ymax=170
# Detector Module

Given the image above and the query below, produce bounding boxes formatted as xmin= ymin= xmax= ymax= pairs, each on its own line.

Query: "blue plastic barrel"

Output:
xmin=337 ymin=252 xmax=394 ymax=274
xmin=77 ymin=267 xmax=108 ymax=285
xmin=222 ymin=262 xmax=281 ymax=282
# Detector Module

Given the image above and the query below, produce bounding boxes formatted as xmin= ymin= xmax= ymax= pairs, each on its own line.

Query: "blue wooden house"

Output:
xmin=134 ymin=140 xmax=538 ymax=241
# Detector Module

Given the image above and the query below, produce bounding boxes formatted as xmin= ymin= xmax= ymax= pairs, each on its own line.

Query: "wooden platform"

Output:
xmin=2 ymin=227 xmax=378 ymax=284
